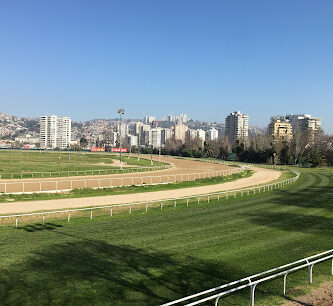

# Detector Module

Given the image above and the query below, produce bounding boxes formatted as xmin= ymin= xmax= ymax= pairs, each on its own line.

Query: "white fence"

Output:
xmin=162 ymin=249 xmax=333 ymax=306
xmin=0 ymin=168 xmax=243 ymax=195
xmin=0 ymin=170 xmax=300 ymax=228
xmin=0 ymin=165 xmax=168 ymax=179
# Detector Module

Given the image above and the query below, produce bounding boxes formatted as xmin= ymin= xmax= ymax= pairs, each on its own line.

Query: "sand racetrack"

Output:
xmin=0 ymin=163 xmax=281 ymax=214
xmin=0 ymin=156 xmax=233 ymax=193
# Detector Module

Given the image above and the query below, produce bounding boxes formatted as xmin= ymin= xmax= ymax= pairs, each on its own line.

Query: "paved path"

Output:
xmin=0 ymin=166 xmax=281 ymax=214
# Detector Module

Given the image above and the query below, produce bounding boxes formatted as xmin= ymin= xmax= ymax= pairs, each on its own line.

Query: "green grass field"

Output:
xmin=0 ymin=168 xmax=332 ymax=305
xmin=0 ymin=150 xmax=166 ymax=178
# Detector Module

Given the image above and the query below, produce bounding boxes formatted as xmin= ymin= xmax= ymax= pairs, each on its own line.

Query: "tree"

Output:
xmin=290 ymin=131 xmax=310 ymax=164
xmin=180 ymin=148 xmax=193 ymax=157
xmin=306 ymin=150 xmax=327 ymax=167
xmin=279 ymin=144 xmax=292 ymax=165
xmin=203 ymin=142 xmax=214 ymax=157
xmin=80 ymin=137 xmax=88 ymax=148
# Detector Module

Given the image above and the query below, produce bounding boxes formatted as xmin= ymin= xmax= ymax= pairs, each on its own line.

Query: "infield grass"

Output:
xmin=0 ymin=150 xmax=166 ymax=178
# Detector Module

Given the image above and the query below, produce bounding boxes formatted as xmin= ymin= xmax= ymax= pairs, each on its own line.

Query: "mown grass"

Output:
xmin=0 ymin=170 xmax=254 ymax=203
xmin=0 ymin=168 xmax=332 ymax=305
xmin=0 ymin=151 xmax=167 ymax=178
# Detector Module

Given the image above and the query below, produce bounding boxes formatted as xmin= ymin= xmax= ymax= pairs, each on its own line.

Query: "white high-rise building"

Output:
xmin=40 ymin=115 xmax=71 ymax=149
xmin=207 ymin=128 xmax=219 ymax=141
xmin=166 ymin=114 xmax=174 ymax=122
xmin=180 ymin=114 xmax=188 ymax=123
xmin=161 ymin=128 xmax=172 ymax=145
xmin=151 ymin=128 xmax=162 ymax=148
xmin=186 ymin=129 xmax=197 ymax=140
xmin=196 ymin=129 xmax=206 ymax=143
xmin=225 ymin=111 xmax=249 ymax=144
xmin=144 ymin=128 xmax=162 ymax=148
xmin=285 ymin=114 xmax=321 ymax=133
xmin=127 ymin=135 xmax=139 ymax=147
xmin=144 ymin=116 xmax=156 ymax=124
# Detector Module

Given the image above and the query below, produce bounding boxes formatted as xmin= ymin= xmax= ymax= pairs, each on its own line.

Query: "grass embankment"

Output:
xmin=0 ymin=170 xmax=253 ymax=203
xmin=0 ymin=168 xmax=332 ymax=305
xmin=0 ymin=151 xmax=167 ymax=178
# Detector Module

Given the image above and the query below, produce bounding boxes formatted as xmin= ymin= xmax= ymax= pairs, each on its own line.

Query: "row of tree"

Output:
xmin=159 ymin=130 xmax=332 ymax=167
xmin=78 ymin=130 xmax=332 ymax=167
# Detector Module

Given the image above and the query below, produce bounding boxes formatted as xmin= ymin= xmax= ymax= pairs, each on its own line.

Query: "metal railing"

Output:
xmin=161 ymin=249 xmax=333 ymax=306
xmin=0 ymin=170 xmax=299 ymax=228
xmin=0 ymin=168 xmax=244 ymax=195
xmin=0 ymin=165 xmax=168 ymax=179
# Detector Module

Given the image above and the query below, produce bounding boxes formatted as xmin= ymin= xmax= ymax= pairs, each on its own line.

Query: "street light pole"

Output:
xmin=118 ymin=108 xmax=125 ymax=170
xmin=137 ymin=133 xmax=140 ymax=161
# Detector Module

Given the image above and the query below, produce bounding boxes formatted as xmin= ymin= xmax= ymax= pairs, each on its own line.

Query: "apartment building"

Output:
xmin=143 ymin=116 xmax=156 ymax=124
xmin=161 ymin=128 xmax=172 ymax=145
xmin=174 ymin=123 xmax=187 ymax=142
xmin=268 ymin=117 xmax=293 ymax=141
xmin=186 ymin=129 xmax=197 ymax=140
xmin=40 ymin=115 xmax=71 ymax=149
xmin=225 ymin=111 xmax=249 ymax=143
xmin=196 ymin=129 xmax=206 ymax=143
xmin=207 ymin=128 xmax=219 ymax=141
xmin=285 ymin=114 xmax=321 ymax=133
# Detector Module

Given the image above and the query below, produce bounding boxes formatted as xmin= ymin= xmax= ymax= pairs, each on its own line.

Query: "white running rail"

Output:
xmin=0 ymin=170 xmax=299 ymax=229
xmin=161 ymin=249 xmax=333 ymax=306
xmin=0 ymin=165 xmax=168 ymax=179
xmin=0 ymin=168 xmax=243 ymax=195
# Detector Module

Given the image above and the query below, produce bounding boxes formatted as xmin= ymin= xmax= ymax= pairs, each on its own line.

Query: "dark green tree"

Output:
xmin=306 ymin=150 xmax=327 ymax=167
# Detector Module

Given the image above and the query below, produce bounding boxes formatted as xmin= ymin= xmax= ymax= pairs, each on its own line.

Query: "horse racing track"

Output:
xmin=0 ymin=167 xmax=332 ymax=305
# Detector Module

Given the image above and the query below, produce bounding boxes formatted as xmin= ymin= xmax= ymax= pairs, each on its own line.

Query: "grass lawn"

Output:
xmin=0 ymin=168 xmax=332 ymax=305
xmin=0 ymin=150 xmax=166 ymax=178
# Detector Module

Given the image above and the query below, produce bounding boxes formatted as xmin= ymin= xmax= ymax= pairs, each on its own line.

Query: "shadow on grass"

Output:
xmin=268 ymin=171 xmax=333 ymax=211
xmin=19 ymin=222 xmax=63 ymax=232
xmin=0 ymin=235 xmax=279 ymax=305
xmin=244 ymin=212 xmax=333 ymax=235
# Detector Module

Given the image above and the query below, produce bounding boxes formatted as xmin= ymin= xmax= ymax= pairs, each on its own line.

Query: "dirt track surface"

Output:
xmin=0 ymin=165 xmax=281 ymax=214
xmin=283 ymin=281 xmax=333 ymax=305
xmin=0 ymin=156 xmax=233 ymax=193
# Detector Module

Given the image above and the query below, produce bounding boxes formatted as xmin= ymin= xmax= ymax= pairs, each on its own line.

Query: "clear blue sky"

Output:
xmin=0 ymin=1 xmax=332 ymax=132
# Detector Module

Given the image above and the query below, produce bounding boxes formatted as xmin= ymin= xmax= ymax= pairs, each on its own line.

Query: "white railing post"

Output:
xmin=250 ymin=284 xmax=257 ymax=306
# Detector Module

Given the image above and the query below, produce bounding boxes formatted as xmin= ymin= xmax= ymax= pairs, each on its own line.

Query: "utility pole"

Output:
xmin=118 ymin=108 xmax=125 ymax=170
xmin=159 ymin=146 xmax=161 ymax=163
xmin=137 ymin=132 xmax=141 ymax=161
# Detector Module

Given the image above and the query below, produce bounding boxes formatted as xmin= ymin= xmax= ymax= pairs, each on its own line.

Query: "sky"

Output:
xmin=0 ymin=0 xmax=332 ymax=132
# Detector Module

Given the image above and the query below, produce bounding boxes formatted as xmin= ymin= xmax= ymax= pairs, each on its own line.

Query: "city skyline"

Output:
xmin=0 ymin=1 xmax=333 ymax=133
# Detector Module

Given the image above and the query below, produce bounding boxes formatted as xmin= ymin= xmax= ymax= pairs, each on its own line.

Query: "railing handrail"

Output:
xmin=0 ymin=169 xmax=299 ymax=219
xmin=0 ymin=167 xmax=245 ymax=195
xmin=0 ymin=165 xmax=169 ymax=178
xmin=161 ymin=247 xmax=331 ymax=305
xmin=0 ymin=168 xmax=241 ymax=184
